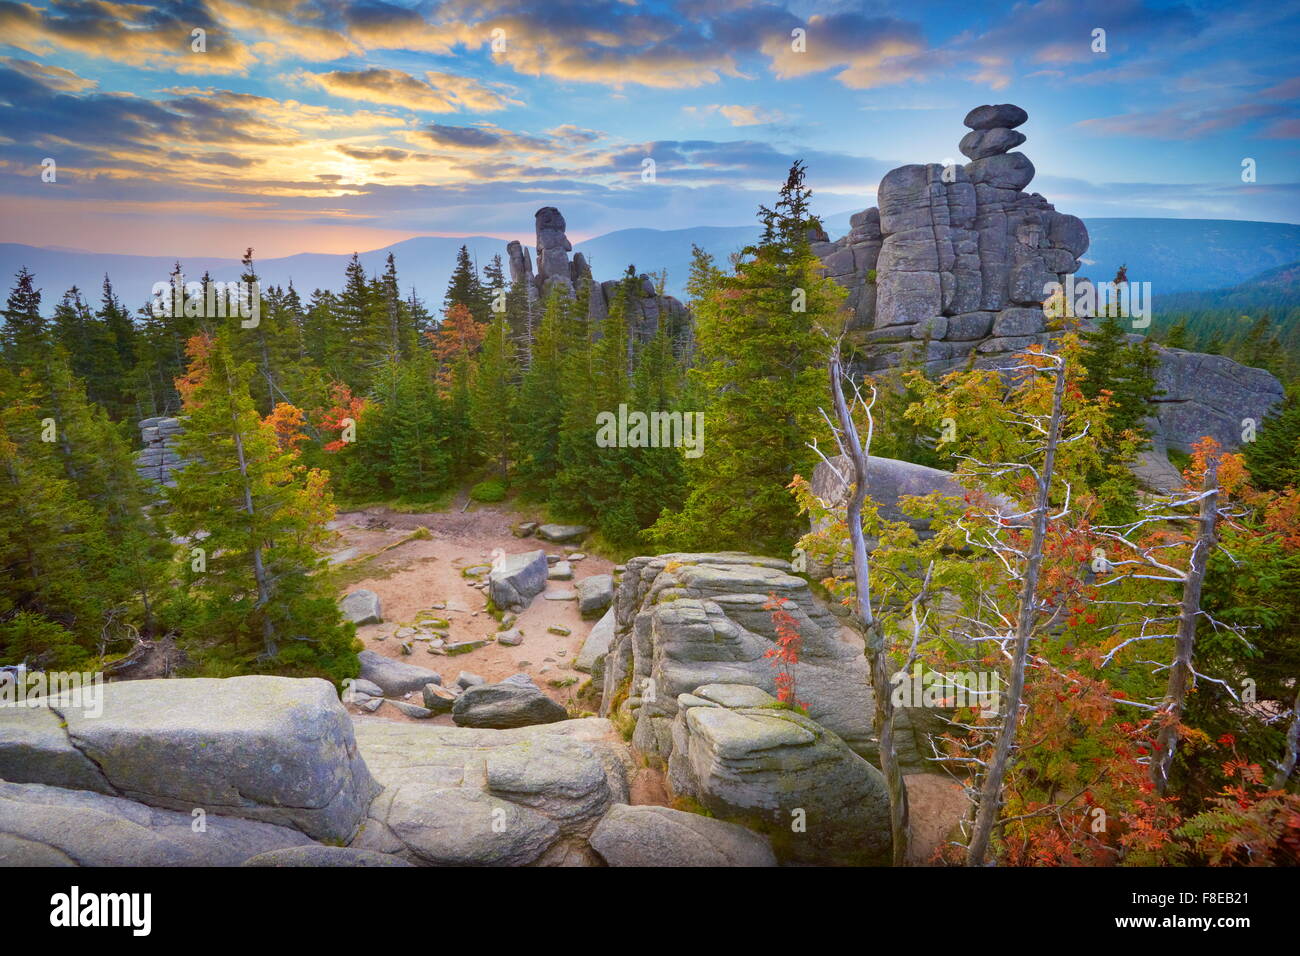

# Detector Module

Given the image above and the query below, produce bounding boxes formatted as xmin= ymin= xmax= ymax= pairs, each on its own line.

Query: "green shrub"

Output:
xmin=469 ymin=478 xmax=507 ymax=502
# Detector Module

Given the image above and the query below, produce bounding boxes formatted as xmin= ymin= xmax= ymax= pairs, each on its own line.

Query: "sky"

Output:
xmin=0 ymin=0 xmax=1298 ymax=258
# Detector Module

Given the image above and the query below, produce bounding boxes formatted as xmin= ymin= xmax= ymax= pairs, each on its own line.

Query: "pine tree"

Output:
xmin=514 ymin=287 xmax=568 ymax=497
xmin=1080 ymin=313 xmax=1160 ymax=520
xmin=37 ymin=351 xmax=170 ymax=634
xmin=444 ymin=245 xmax=489 ymax=324
xmin=1244 ymin=387 xmax=1300 ymax=491
xmin=0 ymin=367 xmax=112 ymax=667
xmin=649 ymin=162 xmax=844 ymax=554
xmin=1 ymin=267 xmax=48 ymax=371
xmin=168 ymin=333 xmax=358 ymax=679
xmin=470 ymin=311 xmax=517 ymax=477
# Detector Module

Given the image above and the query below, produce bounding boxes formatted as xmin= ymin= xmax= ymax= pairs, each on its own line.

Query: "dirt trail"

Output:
xmin=328 ymin=503 xmax=612 ymax=725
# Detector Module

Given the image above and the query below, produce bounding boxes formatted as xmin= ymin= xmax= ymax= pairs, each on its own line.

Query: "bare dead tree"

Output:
xmin=809 ymin=340 xmax=911 ymax=865
xmin=1090 ymin=456 xmax=1258 ymax=794
xmin=965 ymin=353 xmax=1068 ymax=866
xmin=1151 ymin=458 xmax=1220 ymax=794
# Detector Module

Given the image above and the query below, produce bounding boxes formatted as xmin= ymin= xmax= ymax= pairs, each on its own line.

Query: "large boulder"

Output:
xmin=574 ymin=607 xmax=616 ymax=691
xmin=0 ymin=780 xmax=317 ymax=866
xmin=340 ymin=589 xmax=382 ymax=625
xmin=598 ymin=553 xmax=876 ymax=759
xmin=452 ymin=673 xmax=568 ymax=729
xmin=536 ymin=524 xmax=590 ymax=544
xmin=351 ymin=717 xmax=632 ymax=866
xmin=487 ymin=549 xmax=549 ymax=612
xmin=0 ymin=676 xmax=377 ymax=843
xmin=1151 ymin=347 xmax=1284 ymax=453
xmin=667 ymin=684 xmax=891 ymax=866
xmin=357 ymin=649 xmax=442 ymax=697
xmin=576 ymin=573 xmax=614 ymax=617
xmin=589 ymin=803 xmax=776 ymax=867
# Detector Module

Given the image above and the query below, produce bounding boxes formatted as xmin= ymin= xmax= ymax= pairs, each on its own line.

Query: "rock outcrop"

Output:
xmin=0 ymin=676 xmax=377 ymax=844
xmin=135 ymin=416 xmax=190 ymax=490
xmin=815 ymin=103 xmax=1285 ymax=464
xmin=598 ymin=552 xmax=876 ymax=759
xmin=589 ymin=803 xmax=777 ymax=867
xmin=667 ymin=684 xmax=891 ymax=865
xmin=594 ymin=553 xmax=895 ymax=862
xmin=351 ymin=716 xmax=632 ymax=866
xmin=514 ymin=207 xmax=688 ymax=344
xmin=814 ymin=103 xmax=1085 ymax=371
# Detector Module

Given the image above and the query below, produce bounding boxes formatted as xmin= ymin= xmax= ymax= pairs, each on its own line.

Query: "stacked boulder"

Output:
xmin=508 ymin=207 xmax=687 ymax=344
xmin=135 ymin=416 xmax=189 ymax=489
xmin=815 ymin=102 xmax=1285 ymax=474
xmin=813 ymin=102 xmax=1087 ymax=375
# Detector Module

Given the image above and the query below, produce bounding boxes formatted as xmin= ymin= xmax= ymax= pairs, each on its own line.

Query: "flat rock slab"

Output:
xmin=589 ymin=804 xmax=776 ymax=867
xmin=536 ymin=524 xmax=590 ymax=543
xmin=2 ymin=676 xmax=380 ymax=844
xmin=0 ymin=779 xmax=316 ymax=866
xmin=350 ymin=718 xmax=632 ymax=866
xmin=358 ymin=650 xmax=442 ymax=696
xmin=241 ymin=845 xmax=413 ymax=866
xmin=451 ymin=675 xmax=568 ymax=729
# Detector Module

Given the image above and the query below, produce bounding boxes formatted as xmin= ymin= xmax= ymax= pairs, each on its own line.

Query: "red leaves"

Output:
xmin=762 ymin=592 xmax=806 ymax=711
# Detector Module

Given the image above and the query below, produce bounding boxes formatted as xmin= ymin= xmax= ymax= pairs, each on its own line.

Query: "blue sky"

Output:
xmin=1 ymin=0 xmax=1297 ymax=257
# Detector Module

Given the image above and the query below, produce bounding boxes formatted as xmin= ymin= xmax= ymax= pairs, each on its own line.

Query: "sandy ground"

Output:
xmin=905 ymin=773 xmax=968 ymax=865
xmin=325 ymin=501 xmax=967 ymax=844
xmin=328 ymin=503 xmax=612 ymax=726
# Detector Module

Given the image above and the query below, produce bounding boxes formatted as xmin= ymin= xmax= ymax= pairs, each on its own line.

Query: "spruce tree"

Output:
xmin=470 ymin=311 xmax=517 ymax=478
xmin=1 ymin=267 xmax=48 ymax=371
xmin=168 ymin=333 xmax=357 ymax=678
xmin=648 ymin=162 xmax=844 ymax=554
xmin=445 ymin=245 xmax=488 ymax=324
xmin=1244 ymin=387 xmax=1300 ymax=491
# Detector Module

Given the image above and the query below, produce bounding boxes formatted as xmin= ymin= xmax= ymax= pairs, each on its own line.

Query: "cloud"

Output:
xmin=756 ymin=12 xmax=928 ymax=88
xmin=0 ymin=56 xmax=95 ymax=91
xmin=0 ymin=0 xmax=256 ymax=74
xmin=299 ymin=68 xmax=520 ymax=113
xmin=684 ymin=104 xmax=786 ymax=126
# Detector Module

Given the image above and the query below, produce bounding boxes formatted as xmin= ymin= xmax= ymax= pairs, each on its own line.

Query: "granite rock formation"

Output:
xmin=815 ymin=103 xmax=1284 ymax=467
xmin=511 ymin=206 xmax=688 ymax=344
xmin=135 ymin=416 xmax=189 ymax=489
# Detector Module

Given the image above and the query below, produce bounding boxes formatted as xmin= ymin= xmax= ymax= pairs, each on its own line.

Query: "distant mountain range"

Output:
xmin=3 ymin=218 xmax=1298 ymax=310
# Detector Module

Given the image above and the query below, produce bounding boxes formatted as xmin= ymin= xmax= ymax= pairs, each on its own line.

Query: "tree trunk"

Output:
xmin=229 ymin=403 xmax=276 ymax=659
xmin=967 ymin=360 xmax=1067 ymax=866
xmin=1150 ymin=459 xmax=1220 ymax=794
xmin=1274 ymin=683 xmax=1300 ymax=791
xmin=828 ymin=348 xmax=909 ymax=866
